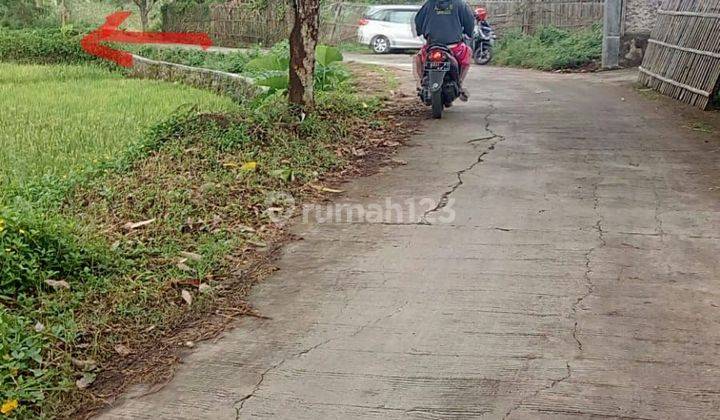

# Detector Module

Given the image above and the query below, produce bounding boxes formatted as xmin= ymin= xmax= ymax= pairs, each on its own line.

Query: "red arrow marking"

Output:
xmin=81 ymin=11 xmax=213 ymax=68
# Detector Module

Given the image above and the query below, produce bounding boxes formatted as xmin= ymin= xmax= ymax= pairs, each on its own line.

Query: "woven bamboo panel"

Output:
xmin=638 ymin=0 xmax=720 ymax=110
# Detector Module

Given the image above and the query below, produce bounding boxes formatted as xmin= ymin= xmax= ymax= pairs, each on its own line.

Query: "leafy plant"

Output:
xmin=249 ymin=44 xmax=348 ymax=93
xmin=0 ymin=205 xmax=109 ymax=297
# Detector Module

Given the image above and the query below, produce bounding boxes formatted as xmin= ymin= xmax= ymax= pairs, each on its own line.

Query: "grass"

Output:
xmin=494 ymin=25 xmax=602 ymax=71
xmin=0 ymin=59 xmax=404 ymax=418
xmin=0 ymin=63 xmax=236 ymax=192
xmin=132 ymin=45 xmax=262 ymax=74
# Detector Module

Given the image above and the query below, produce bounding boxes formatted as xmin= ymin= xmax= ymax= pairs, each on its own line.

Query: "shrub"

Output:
xmin=0 ymin=205 xmax=108 ymax=297
xmin=494 ymin=24 xmax=602 ymax=71
xmin=0 ymin=25 xmax=95 ymax=65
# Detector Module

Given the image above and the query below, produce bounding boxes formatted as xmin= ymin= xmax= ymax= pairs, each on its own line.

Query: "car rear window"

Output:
xmin=388 ymin=10 xmax=416 ymax=24
xmin=366 ymin=8 xmax=417 ymax=23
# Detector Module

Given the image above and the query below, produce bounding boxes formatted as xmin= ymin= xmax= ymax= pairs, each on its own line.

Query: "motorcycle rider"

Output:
xmin=413 ymin=0 xmax=476 ymax=101
xmin=474 ymin=7 xmax=492 ymax=35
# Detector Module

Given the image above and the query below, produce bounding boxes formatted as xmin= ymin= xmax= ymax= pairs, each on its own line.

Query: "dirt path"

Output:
xmin=100 ymin=65 xmax=720 ymax=419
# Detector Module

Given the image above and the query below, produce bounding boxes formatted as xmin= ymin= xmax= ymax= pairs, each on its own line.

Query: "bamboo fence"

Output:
xmin=638 ymin=0 xmax=720 ymax=110
xmin=162 ymin=0 xmax=604 ymax=47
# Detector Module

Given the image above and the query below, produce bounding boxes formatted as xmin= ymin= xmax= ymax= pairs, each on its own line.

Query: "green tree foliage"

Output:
xmin=0 ymin=0 xmax=55 ymax=29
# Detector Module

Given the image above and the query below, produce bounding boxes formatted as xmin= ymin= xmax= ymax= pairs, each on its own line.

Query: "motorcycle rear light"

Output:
xmin=358 ymin=18 xmax=369 ymax=26
xmin=429 ymin=50 xmax=444 ymax=62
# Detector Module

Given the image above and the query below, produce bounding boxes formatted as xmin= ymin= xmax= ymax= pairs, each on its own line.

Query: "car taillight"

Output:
xmin=358 ymin=18 xmax=369 ymax=26
xmin=429 ymin=50 xmax=445 ymax=62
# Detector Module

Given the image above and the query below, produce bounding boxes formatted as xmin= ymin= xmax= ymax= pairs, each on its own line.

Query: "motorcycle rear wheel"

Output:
xmin=431 ymin=91 xmax=443 ymax=119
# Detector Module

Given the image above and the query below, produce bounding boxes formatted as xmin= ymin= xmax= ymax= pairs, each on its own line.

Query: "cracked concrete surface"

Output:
xmin=100 ymin=66 xmax=720 ymax=419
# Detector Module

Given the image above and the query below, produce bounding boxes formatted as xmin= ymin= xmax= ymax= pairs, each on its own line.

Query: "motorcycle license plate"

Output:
xmin=425 ymin=62 xmax=450 ymax=71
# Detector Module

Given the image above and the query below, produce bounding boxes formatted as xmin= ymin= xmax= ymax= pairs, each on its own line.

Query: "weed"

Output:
xmin=494 ymin=24 xmax=602 ymax=71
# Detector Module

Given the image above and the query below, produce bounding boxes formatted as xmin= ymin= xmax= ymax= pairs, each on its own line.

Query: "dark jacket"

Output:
xmin=414 ymin=0 xmax=475 ymax=45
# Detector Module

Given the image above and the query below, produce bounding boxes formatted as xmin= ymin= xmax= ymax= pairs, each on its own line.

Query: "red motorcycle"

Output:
xmin=419 ymin=45 xmax=461 ymax=119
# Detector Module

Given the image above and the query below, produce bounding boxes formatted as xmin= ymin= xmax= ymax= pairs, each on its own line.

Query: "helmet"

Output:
xmin=475 ymin=7 xmax=487 ymax=21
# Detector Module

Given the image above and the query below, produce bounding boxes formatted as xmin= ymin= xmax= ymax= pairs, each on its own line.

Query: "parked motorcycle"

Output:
xmin=419 ymin=45 xmax=461 ymax=119
xmin=473 ymin=22 xmax=495 ymax=65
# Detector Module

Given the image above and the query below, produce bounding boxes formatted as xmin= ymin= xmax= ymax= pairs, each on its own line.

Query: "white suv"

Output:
xmin=357 ymin=5 xmax=424 ymax=54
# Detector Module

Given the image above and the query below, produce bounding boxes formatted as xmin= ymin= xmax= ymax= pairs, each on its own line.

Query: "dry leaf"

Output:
xmin=71 ymin=358 xmax=97 ymax=371
xmin=237 ymin=224 xmax=256 ymax=233
xmin=181 ymin=290 xmax=193 ymax=306
xmin=114 ymin=344 xmax=133 ymax=357
xmin=240 ymin=161 xmax=258 ymax=171
xmin=34 ymin=322 xmax=45 ymax=333
xmin=179 ymin=251 xmax=202 ymax=261
xmin=247 ymin=239 xmax=267 ymax=248
xmin=176 ymin=262 xmax=193 ymax=272
xmin=76 ymin=373 xmax=96 ymax=390
xmin=1 ymin=399 xmax=18 ymax=415
xmin=45 ymin=279 xmax=70 ymax=290
xmin=123 ymin=218 xmax=156 ymax=231
xmin=198 ymin=283 xmax=212 ymax=293
xmin=309 ymin=184 xmax=344 ymax=193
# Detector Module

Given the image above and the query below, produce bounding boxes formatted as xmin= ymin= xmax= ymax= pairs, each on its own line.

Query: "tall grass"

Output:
xmin=494 ymin=25 xmax=602 ymax=71
xmin=0 ymin=63 xmax=236 ymax=192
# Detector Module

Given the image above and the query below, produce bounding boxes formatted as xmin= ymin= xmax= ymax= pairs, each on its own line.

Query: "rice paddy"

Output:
xmin=0 ymin=63 xmax=236 ymax=190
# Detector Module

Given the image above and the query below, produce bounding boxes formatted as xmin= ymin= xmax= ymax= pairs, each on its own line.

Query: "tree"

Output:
xmin=288 ymin=0 xmax=320 ymax=110
xmin=132 ymin=0 xmax=160 ymax=31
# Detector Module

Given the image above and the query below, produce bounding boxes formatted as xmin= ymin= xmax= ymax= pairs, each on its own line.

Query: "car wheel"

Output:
xmin=371 ymin=36 xmax=390 ymax=54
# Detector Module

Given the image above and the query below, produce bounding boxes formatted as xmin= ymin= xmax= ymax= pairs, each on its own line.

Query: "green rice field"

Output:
xmin=0 ymin=63 xmax=236 ymax=190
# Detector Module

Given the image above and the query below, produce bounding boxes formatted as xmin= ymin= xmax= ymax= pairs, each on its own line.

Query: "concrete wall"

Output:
xmin=130 ymin=55 xmax=267 ymax=103
xmin=621 ymin=0 xmax=662 ymax=65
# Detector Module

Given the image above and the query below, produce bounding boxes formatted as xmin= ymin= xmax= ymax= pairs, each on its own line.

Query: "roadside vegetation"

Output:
xmin=494 ymin=24 xmax=602 ymax=71
xmin=0 ymin=15 xmax=410 ymax=419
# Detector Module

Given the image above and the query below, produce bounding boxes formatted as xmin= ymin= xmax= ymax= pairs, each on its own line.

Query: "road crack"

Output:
xmin=503 ymin=362 xmax=572 ymax=419
xmin=233 ymin=302 xmax=408 ymax=417
xmin=421 ymin=105 xmax=505 ymax=225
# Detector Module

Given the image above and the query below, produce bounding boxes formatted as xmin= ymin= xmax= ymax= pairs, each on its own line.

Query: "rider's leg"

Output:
xmin=413 ymin=51 xmax=425 ymax=90
xmin=413 ymin=53 xmax=423 ymax=90
xmin=454 ymin=44 xmax=472 ymax=101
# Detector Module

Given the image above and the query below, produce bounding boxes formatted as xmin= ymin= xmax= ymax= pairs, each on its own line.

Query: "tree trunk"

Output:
xmin=139 ymin=4 xmax=149 ymax=31
xmin=289 ymin=0 xmax=320 ymax=110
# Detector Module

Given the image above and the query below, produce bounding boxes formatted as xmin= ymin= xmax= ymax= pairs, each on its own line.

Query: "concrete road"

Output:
xmin=101 ymin=65 xmax=720 ymax=419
